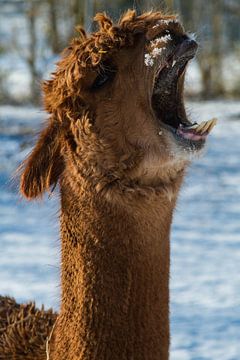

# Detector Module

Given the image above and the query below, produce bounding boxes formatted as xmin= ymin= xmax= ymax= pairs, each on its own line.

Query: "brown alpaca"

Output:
xmin=0 ymin=10 xmax=216 ymax=360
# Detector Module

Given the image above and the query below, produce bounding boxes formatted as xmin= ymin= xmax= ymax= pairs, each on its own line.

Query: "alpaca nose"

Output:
xmin=175 ymin=37 xmax=198 ymax=60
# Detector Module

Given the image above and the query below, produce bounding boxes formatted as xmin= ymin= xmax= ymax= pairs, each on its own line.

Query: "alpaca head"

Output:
xmin=20 ymin=10 xmax=213 ymax=199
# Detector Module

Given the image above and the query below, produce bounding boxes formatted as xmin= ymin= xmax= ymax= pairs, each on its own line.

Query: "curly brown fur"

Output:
xmin=0 ymin=296 xmax=57 ymax=359
xmin=1 ymin=9 xmax=201 ymax=360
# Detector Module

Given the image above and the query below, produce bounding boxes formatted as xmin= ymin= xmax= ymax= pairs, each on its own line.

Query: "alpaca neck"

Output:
xmin=52 ymin=178 xmax=181 ymax=360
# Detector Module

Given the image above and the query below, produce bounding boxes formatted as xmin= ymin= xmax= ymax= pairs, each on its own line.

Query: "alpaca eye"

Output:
xmin=162 ymin=29 xmax=171 ymax=36
xmin=91 ymin=69 xmax=116 ymax=90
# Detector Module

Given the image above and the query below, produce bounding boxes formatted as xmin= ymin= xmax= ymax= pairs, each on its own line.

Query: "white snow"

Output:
xmin=144 ymin=35 xmax=170 ymax=67
xmin=170 ymin=101 xmax=240 ymax=359
xmin=152 ymin=19 xmax=179 ymax=30
xmin=144 ymin=53 xmax=154 ymax=67
xmin=158 ymin=19 xmax=179 ymax=26
xmin=156 ymin=34 xmax=172 ymax=43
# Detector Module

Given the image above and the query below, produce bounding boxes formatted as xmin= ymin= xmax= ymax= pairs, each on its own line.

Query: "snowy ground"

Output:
xmin=0 ymin=102 xmax=240 ymax=359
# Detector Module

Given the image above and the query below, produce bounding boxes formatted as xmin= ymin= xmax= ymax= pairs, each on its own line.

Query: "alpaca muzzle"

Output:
xmin=174 ymin=37 xmax=198 ymax=61
xmin=151 ymin=34 xmax=216 ymax=151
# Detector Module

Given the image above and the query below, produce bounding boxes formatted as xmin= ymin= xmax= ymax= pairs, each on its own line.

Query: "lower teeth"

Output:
xmin=180 ymin=118 xmax=217 ymax=134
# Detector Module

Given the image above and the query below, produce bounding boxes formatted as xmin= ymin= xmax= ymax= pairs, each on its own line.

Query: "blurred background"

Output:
xmin=0 ymin=1 xmax=240 ymax=359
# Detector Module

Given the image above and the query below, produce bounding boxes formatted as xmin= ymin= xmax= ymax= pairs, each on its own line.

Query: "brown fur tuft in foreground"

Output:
xmin=0 ymin=296 xmax=57 ymax=359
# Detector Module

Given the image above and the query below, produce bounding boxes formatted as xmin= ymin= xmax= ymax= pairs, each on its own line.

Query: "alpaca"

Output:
xmin=0 ymin=10 xmax=216 ymax=360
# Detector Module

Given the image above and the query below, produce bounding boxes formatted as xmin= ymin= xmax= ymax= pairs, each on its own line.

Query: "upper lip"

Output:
xmin=165 ymin=37 xmax=198 ymax=68
xmin=174 ymin=38 xmax=198 ymax=60
xmin=153 ymin=37 xmax=198 ymax=81
xmin=151 ymin=36 xmax=198 ymax=132
xmin=150 ymin=36 xmax=216 ymax=145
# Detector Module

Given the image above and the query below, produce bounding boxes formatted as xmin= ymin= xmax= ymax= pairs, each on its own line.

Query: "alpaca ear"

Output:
xmin=20 ymin=122 xmax=64 ymax=199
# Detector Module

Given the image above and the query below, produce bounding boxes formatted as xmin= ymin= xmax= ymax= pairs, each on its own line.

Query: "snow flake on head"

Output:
xmin=158 ymin=18 xmax=179 ymax=26
xmin=152 ymin=18 xmax=179 ymax=29
xmin=152 ymin=47 xmax=165 ymax=58
xmin=144 ymin=53 xmax=154 ymax=67
xmin=144 ymin=33 xmax=171 ymax=67
xmin=152 ymin=34 xmax=172 ymax=45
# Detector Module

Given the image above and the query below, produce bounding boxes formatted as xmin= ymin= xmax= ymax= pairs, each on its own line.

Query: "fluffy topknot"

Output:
xmin=42 ymin=10 xmax=179 ymax=113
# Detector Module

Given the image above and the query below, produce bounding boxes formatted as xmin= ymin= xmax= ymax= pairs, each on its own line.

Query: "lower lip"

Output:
xmin=162 ymin=124 xmax=206 ymax=147
xmin=177 ymin=128 xmax=207 ymax=141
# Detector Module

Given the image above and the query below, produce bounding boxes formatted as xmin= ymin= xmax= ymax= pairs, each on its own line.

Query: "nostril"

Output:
xmin=180 ymin=36 xmax=198 ymax=47
xmin=180 ymin=35 xmax=189 ymax=42
xmin=175 ymin=37 xmax=198 ymax=59
xmin=175 ymin=34 xmax=197 ymax=47
xmin=186 ymin=38 xmax=198 ymax=47
xmin=187 ymin=39 xmax=198 ymax=54
xmin=179 ymin=35 xmax=197 ymax=46
xmin=187 ymin=39 xmax=198 ymax=52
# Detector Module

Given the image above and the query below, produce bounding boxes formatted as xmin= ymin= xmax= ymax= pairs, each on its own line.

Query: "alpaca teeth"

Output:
xmin=195 ymin=118 xmax=217 ymax=134
xmin=202 ymin=121 xmax=212 ymax=133
xmin=196 ymin=121 xmax=208 ymax=133
xmin=206 ymin=118 xmax=217 ymax=132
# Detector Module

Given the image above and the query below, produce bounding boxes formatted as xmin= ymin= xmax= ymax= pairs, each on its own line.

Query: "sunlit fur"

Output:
xmin=0 ymin=10 xmax=196 ymax=360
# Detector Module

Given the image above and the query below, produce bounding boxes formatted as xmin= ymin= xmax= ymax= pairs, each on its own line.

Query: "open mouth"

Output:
xmin=151 ymin=37 xmax=216 ymax=149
